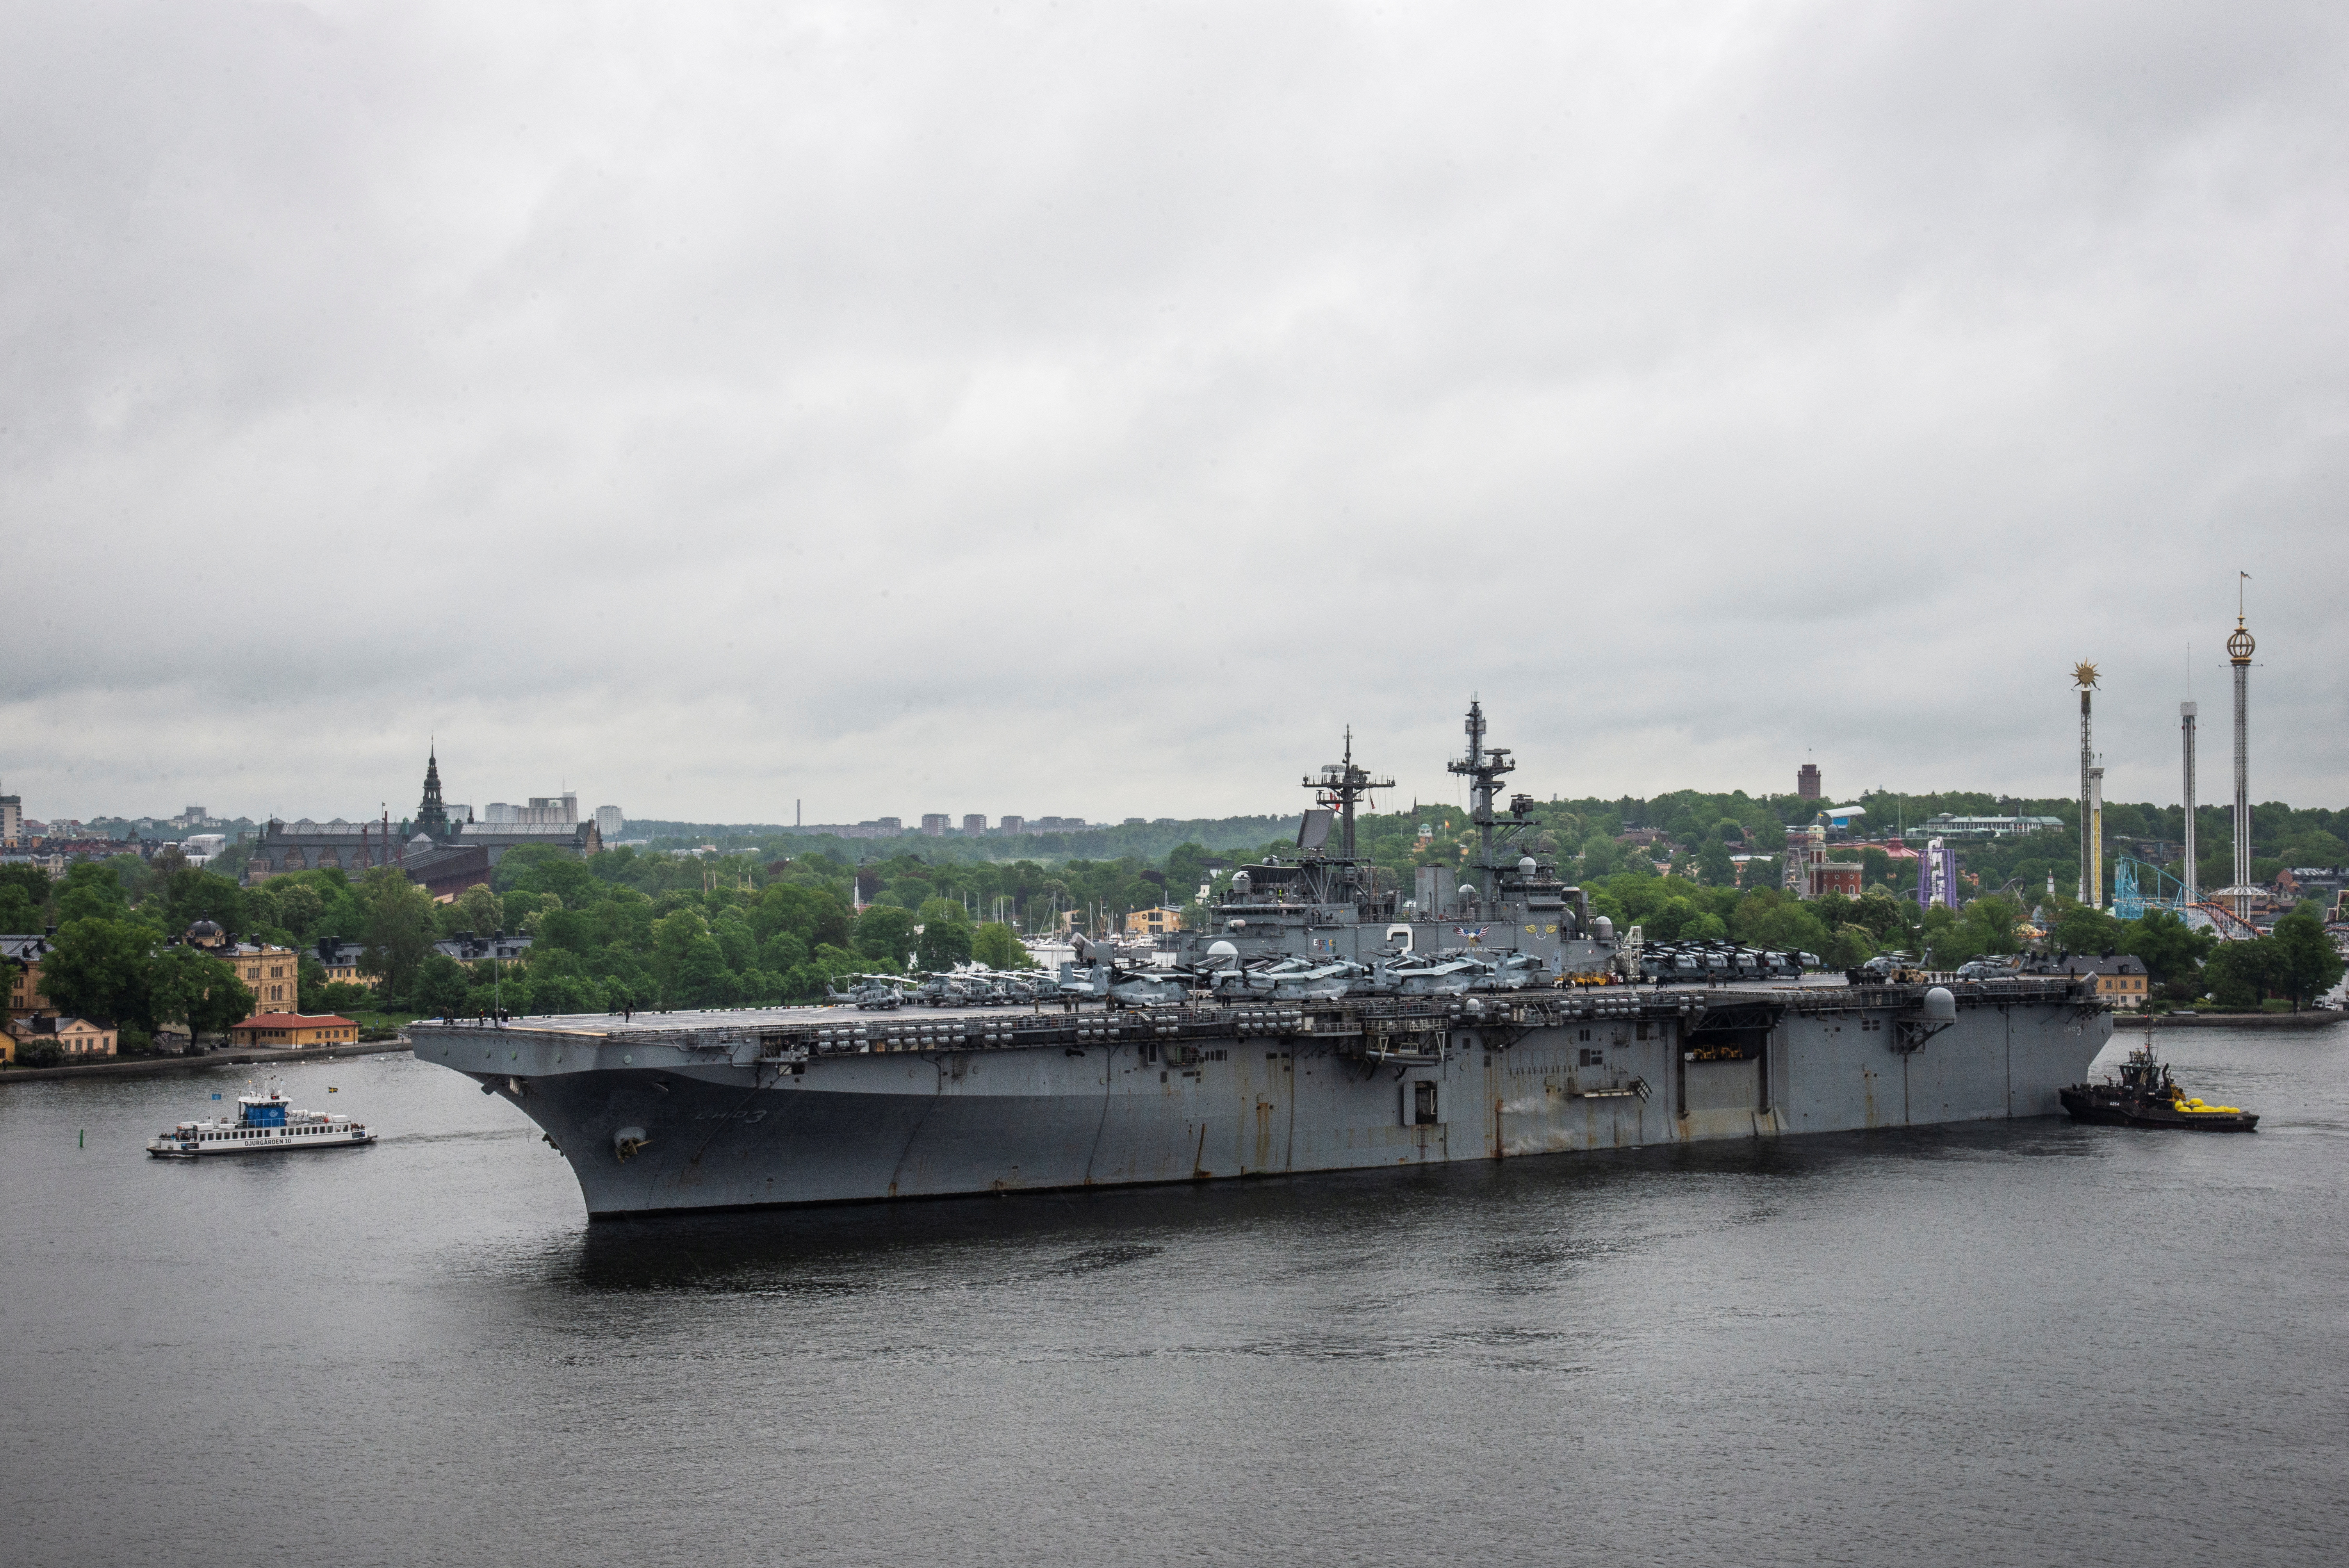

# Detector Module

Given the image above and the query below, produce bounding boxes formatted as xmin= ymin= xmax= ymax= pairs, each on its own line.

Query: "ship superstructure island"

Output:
xmin=413 ymin=705 xmax=2112 ymax=1218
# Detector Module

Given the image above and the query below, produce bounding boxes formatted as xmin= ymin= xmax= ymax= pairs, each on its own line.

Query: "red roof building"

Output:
xmin=228 ymin=1013 xmax=360 ymax=1048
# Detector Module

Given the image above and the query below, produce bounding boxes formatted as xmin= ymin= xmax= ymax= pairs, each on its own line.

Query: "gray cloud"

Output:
xmin=4 ymin=0 xmax=2342 ymax=823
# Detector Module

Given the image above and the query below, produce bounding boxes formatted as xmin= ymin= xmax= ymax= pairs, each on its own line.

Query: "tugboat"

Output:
xmin=146 ymin=1080 xmax=377 ymax=1157
xmin=2060 ymin=1041 xmax=2258 ymax=1131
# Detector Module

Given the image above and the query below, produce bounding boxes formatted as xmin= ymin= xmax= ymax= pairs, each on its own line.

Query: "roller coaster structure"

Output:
xmin=2114 ymin=854 xmax=2261 ymax=939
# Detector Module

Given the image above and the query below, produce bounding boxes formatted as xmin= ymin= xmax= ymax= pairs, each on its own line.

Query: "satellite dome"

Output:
xmin=1207 ymin=940 xmax=1239 ymax=963
xmin=1922 ymin=986 xmax=1957 ymax=1024
xmin=1518 ymin=855 xmax=1537 ymax=877
xmin=1231 ymin=870 xmax=1252 ymax=893
xmin=1458 ymin=885 xmax=1478 ymax=902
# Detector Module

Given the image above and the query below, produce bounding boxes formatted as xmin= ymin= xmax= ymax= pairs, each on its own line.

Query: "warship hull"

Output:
xmin=414 ymin=980 xmax=2108 ymax=1218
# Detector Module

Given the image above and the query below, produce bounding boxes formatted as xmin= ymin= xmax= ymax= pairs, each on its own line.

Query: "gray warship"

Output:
xmin=413 ymin=704 xmax=2112 ymax=1218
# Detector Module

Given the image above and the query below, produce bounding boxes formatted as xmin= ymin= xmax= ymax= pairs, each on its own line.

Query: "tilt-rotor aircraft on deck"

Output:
xmin=414 ymin=703 xmax=2112 ymax=1218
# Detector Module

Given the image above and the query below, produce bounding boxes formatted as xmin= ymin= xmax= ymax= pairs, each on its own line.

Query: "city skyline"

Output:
xmin=9 ymin=697 xmax=2328 ymax=839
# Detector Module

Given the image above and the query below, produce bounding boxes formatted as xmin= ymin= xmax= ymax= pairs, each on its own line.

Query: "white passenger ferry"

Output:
xmin=146 ymin=1082 xmax=376 ymax=1158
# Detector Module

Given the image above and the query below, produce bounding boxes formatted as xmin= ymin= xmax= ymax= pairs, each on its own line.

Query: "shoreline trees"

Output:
xmin=5 ymin=778 xmax=2342 ymax=1029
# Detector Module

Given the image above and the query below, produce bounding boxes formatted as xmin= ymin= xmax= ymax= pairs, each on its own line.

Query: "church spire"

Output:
xmin=416 ymin=742 xmax=450 ymax=839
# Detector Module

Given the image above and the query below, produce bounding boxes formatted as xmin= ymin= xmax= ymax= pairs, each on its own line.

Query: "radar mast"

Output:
xmin=1446 ymin=699 xmax=1519 ymax=899
xmin=1304 ymin=727 xmax=1394 ymax=861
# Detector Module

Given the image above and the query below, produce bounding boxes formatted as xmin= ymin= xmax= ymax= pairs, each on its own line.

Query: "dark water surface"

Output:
xmin=4 ymin=1027 xmax=2344 ymax=1567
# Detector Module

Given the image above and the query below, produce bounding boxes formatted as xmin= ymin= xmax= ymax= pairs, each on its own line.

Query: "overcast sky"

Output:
xmin=5 ymin=0 xmax=2343 ymax=826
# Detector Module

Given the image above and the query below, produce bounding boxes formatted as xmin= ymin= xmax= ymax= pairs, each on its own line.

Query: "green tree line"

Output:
xmin=1 ymin=860 xmax=257 ymax=1057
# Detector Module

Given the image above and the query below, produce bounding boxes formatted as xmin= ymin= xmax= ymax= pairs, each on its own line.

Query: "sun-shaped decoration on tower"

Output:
xmin=2227 ymin=622 xmax=2255 ymax=663
xmin=2071 ymin=662 xmax=2099 ymax=690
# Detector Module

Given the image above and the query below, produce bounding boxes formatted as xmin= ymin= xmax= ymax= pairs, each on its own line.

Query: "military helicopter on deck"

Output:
xmin=901 ymin=963 xmax=1055 ymax=1007
xmin=1637 ymin=940 xmax=1809 ymax=984
xmin=1359 ymin=952 xmax=1479 ymax=997
xmin=1463 ymin=950 xmax=1548 ymax=990
xmin=1208 ymin=955 xmax=1365 ymax=1002
xmin=825 ymin=975 xmax=911 ymax=1010
xmin=1055 ymin=937 xmax=1200 ymax=1006
xmin=977 ymin=967 xmax=1053 ymax=1004
xmin=1057 ymin=961 xmax=1196 ymax=1007
xmin=909 ymin=971 xmax=992 ymax=1007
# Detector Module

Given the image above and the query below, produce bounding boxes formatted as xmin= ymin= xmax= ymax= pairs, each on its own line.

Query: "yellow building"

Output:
xmin=316 ymin=941 xmax=372 ymax=987
xmin=223 ymin=943 xmax=301 ymax=1009
xmin=2099 ymin=970 xmax=2148 ymax=1005
xmin=2058 ymin=954 xmax=2150 ymax=1009
xmin=1123 ymin=906 xmax=1186 ymax=936
xmin=7 ymin=1015 xmax=117 ymax=1060
xmin=228 ymin=1012 xmax=359 ymax=1048
xmin=4 ymin=935 xmax=54 ymax=1020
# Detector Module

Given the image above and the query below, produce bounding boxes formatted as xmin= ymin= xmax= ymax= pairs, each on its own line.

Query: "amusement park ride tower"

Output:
xmin=2180 ymin=697 xmax=2198 ymax=907
xmin=2075 ymin=663 xmax=2102 ymax=909
xmin=2217 ymin=581 xmax=2259 ymax=923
